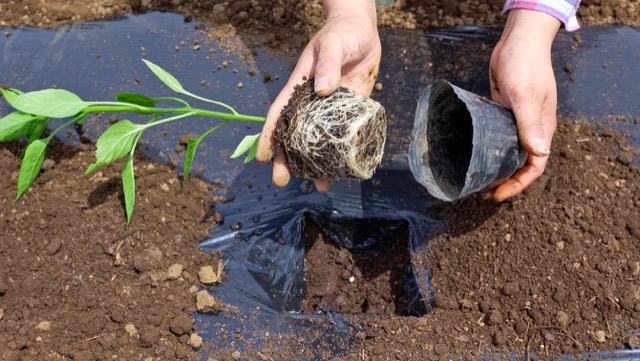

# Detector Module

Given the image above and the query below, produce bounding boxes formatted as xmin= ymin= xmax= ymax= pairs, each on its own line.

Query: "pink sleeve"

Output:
xmin=502 ymin=0 xmax=582 ymax=31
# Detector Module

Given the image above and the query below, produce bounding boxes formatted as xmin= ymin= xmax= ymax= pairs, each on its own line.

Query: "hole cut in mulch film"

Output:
xmin=298 ymin=217 xmax=414 ymax=316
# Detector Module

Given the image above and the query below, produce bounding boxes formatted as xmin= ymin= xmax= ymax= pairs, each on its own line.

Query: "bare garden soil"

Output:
xmin=1 ymin=1 xmax=639 ymax=360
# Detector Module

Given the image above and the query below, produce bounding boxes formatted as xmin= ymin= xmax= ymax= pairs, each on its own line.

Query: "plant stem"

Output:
xmin=142 ymin=112 xmax=197 ymax=128
xmin=83 ymin=103 xmax=265 ymax=123
xmin=48 ymin=114 xmax=87 ymax=140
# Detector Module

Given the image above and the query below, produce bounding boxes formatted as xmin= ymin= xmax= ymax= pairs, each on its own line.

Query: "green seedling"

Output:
xmin=0 ymin=59 xmax=265 ymax=224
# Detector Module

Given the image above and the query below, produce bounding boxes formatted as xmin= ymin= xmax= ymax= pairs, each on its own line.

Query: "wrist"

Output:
xmin=501 ymin=9 xmax=561 ymax=49
xmin=322 ymin=0 xmax=377 ymax=26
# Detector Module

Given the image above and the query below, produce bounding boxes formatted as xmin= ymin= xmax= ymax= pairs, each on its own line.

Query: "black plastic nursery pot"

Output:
xmin=1 ymin=13 xmax=639 ymax=360
xmin=409 ymin=79 xmax=527 ymax=201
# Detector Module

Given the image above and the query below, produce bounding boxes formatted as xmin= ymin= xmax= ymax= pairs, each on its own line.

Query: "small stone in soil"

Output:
xmin=556 ymin=311 xmax=570 ymax=327
xmin=196 ymin=290 xmax=223 ymax=312
xmin=125 ymin=324 xmax=138 ymax=336
xmin=36 ymin=321 xmax=51 ymax=331
xmin=593 ymin=330 xmax=606 ymax=343
xmin=198 ymin=265 xmax=218 ymax=284
xmin=166 ymin=263 xmax=184 ymax=280
xmin=188 ymin=332 xmax=203 ymax=348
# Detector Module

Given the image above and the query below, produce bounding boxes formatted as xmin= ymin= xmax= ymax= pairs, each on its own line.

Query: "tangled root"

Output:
xmin=275 ymin=80 xmax=387 ymax=180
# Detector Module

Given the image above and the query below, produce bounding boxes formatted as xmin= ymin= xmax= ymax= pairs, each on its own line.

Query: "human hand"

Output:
xmin=487 ymin=9 xmax=561 ymax=201
xmin=255 ymin=0 xmax=381 ymax=192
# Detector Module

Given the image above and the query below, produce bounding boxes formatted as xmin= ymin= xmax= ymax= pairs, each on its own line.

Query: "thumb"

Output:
xmin=511 ymin=98 xmax=550 ymax=157
xmin=313 ymin=40 xmax=344 ymax=97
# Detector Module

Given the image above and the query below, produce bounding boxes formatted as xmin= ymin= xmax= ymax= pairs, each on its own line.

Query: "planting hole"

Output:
xmin=299 ymin=217 xmax=412 ymax=316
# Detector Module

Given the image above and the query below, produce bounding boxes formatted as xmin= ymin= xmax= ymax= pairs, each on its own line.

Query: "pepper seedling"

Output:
xmin=0 ymin=59 xmax=264 ymax=224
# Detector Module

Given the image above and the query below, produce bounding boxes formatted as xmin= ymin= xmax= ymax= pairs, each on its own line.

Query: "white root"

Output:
xmin=284 ymin=87 xmax=387 ymax=180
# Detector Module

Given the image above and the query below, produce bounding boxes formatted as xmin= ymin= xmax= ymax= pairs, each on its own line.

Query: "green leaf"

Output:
xmin=0 ymin=88 xmax=23 ymax=105
xmin=25 ymin=121 xmax=49 ymax=149
xmin=116 ymin=92 xmax=159 ymax=107
xmin=122 ymin=156 xmax=135 ymax=224
xmin=183 ymin=137 xmax=201 ymax=179
xmin=230 ymin=133 xmax=260 ymax=160
xmin=141 ymin=59 xmax=186 ymax=95
xmin=9 ymin=89 xmax=89 ymax=118
xmin=17 ymin=139 xmax=48 ymax=199
xmin=0 ymin=112 xmax=41 ymax=141
xmin=86 ymin=120 xmax=145 ymax=173
xmin=244 ymin=137 xmax=259 ymax=163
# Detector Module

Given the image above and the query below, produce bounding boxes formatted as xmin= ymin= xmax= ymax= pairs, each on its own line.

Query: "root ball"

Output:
xmin=275 ymin=80 xmax=387 ymax=180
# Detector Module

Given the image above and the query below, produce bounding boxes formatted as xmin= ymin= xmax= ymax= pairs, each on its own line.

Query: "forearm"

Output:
xmin=503 ymin=0 xmax=582 ymax=31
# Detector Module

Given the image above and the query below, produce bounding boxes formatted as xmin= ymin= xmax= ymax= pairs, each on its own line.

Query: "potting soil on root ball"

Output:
xmin=275 ymin=80 xmax=387 ymax=181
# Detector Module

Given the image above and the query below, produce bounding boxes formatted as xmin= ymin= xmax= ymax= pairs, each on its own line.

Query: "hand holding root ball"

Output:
xmin=255 ymin=0 xmax=382 ymax=192
xmin=258 ymin=0 xmax=580 ymax=201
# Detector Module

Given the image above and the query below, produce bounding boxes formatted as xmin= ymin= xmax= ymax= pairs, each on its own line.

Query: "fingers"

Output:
xmin=257 ymin=16 xmax=380 ymax=191
xmin=272 ymin=150 xmax=332 ymax=192
xmin=258 ymin=35 xmax=345 ymax=189
xmin=313 ymin=179 xmax=332 ymax=193
xmin=313 ymin=37 xmax=343 ymax=97
xmin=509 ymin=90 xmax=551 ymax=158
xmin=488 ymin=96 xmax=554 ymax=202
xmin=492 ymin=153 xmax=548 ymax=202
xmin=256 ymin=48 xmax=316 ymax=164
xmin=255 ymin=92 xmax=287 ymax=163
xmin=271 ymin=148 xmax=291 ymax=187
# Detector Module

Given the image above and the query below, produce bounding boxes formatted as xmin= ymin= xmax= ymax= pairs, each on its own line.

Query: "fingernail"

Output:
xmin=532 ymin=137 xmax=550 ymax=156
xmin=480 ymin=191 xmax=493 ymax=200
xmin=314 ymin=75 xmax=330 ymax=93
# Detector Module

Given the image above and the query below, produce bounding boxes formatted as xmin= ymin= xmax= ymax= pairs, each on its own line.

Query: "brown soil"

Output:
xmin=1 ymin=1 xmax=639 ymax=361
xmin=301 ymin=221 xmax=411 ymax=315
xmin=0 ymin=138 xmax=229 ymax=360
xmin=309 ymin=120 xmax=640 ymax=360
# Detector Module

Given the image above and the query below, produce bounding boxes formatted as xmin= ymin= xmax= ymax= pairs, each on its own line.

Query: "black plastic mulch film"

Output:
xmin=1 ymin=12 xmax=639 ymax=360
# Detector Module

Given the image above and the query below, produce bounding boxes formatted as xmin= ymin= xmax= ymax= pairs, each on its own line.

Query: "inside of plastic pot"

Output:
xmin=427 ymin=83 xmax=474 ymax=199
xmin=410 ymin=80 xmax=474 ymax=201
xmin=2 ymin=14 xmax=640 ymax=360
